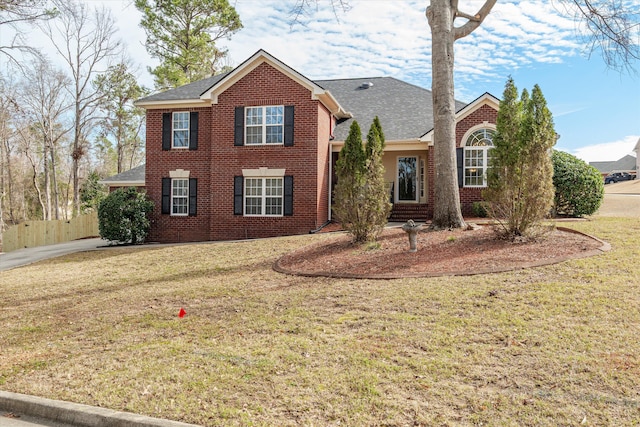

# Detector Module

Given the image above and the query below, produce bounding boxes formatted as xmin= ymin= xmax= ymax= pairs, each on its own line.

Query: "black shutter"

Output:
xmin=162 ymin=113 xmax=171 ymax=150
xmin=234 ymin=176 xmax=243 ymax=215
xmin=161 ymin=178 xmax=171 ymax=214
xmin=234 ymin=106 xmax=244 ymax=146
xmin=284 ymin=175 xmax=293 ymax=216
xmin=456 ymin=147 xmax=464 ymax=188
xmin=284 ymin=105 xmax=294 ymax=147
xmin=188 ymin=178 xmax=197 ymax=216
xmin=189 ymin=112 xmax=198 ymax=150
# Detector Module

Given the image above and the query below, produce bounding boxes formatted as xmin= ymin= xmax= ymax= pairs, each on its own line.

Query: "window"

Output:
xmin=162 ymin=112 xmax=198 ymax=150
xmin=464 ymin=129 xmax=495 ymax=187
xmin=172 ymin=112 xmax=190 ymax=148
xmin=171 ymin=178 xmax=189 ymax=215
xmin=244 ymin=177 xmax=284 ymax=216
xmin=245 ymin=106 xmax=284 ymax=145
xmin=162 ymin=175 xmax=196 ymax=216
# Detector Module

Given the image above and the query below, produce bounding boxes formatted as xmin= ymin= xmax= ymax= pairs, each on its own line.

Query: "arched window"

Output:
xmin=464 ymin=128 xmax=495 ymax=187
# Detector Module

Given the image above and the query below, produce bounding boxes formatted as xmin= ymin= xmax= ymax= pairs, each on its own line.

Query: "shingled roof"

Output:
xmin=136 ymin=73 xmax=228 ymax=104
xmin=590 ymin=154 xmax=638 ymax=174
xmin=316 ymin=77 xmax=467 ymax=141
xmin=99 ymin=164 xmax=145 ymax=187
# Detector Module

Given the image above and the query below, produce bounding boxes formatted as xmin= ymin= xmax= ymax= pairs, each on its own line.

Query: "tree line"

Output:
xmin=0 ymin=0 xmax=241 ymax=237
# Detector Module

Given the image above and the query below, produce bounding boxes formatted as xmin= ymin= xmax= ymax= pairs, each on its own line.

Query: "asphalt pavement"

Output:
xmin=0 ymin=238 xmax=107 ymax=272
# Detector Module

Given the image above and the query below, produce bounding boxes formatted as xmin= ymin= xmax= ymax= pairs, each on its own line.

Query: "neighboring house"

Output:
xmin=590 ymin=154 xmax=638 ymax=177
xmin=133 ymin=49 xmax=499 ymax=243
xmin=99 ymin=164 xmax=146 ymax=191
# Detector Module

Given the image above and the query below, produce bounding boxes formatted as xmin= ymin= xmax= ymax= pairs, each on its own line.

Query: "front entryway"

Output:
xmin=397 ymin=156 xmax=418 ymax=202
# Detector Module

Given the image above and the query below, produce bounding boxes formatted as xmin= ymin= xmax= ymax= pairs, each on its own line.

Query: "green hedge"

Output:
xmin=552 ymin=150 xmax=604 ymax=217
xmin=98 ymin=187 xmax=154 ymax=244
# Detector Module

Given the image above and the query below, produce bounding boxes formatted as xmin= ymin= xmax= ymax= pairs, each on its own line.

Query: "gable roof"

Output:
xmin=135 ymin=74 xmax=228 ymax=106
xmin=590 ymin=154 xmax=638 ymax=173
xmin=135 ymin=49 xmax=496 ymax=143
xmin=99 ymin=164 xmax=145 ymax=187
xmin=135 ymin=49 xmax=351 ymax=118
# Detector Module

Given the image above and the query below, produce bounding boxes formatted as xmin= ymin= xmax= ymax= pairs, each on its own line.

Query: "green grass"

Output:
xmin=1 ymin=217 xmax=639 ymax=426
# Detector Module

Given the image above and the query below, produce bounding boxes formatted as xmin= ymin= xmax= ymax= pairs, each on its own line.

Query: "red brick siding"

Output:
xmin=426 ymin=103 xmax=498 ymax=217
xmin=146 ymin=62 xmax=328 ymax=243
xmin=316 ymin=103 xmax=332 ymax=226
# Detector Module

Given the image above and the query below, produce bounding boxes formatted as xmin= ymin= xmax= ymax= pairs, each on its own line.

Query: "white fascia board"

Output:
xmin=419 ymin=92 xmax=500 ymax=142
xmin=99 ymin=180 xmax=145 ymax=187
xmin=330 ymin=139 xmax=426 ymax=152
xmin=134 ymin=99 xmax=209 ymax=109
xmin=200 ymin=50 xmax=352 ymax=119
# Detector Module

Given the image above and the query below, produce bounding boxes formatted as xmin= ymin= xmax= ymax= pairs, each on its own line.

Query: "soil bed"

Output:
xmin=275 ymin=224 xmax=608 ymax=279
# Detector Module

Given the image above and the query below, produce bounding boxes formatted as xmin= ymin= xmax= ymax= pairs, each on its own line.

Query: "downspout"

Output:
xmin=310 ymin=139 xmax=334 ymax=234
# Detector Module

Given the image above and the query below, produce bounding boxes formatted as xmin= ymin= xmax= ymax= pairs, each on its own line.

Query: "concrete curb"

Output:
xmin=0 ymin=391 xmax=201 ymax=427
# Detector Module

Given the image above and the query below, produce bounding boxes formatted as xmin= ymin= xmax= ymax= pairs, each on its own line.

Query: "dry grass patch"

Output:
xmin=1 ymin=218 xmax=639 ymax=426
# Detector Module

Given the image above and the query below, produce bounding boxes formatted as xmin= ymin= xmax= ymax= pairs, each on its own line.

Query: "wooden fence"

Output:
xmin=1 ymin=212 xmax=99 ymax=253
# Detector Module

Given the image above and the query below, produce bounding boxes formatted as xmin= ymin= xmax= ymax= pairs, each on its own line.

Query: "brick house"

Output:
xmin=131 ymin=49 xmax=498 ymax=243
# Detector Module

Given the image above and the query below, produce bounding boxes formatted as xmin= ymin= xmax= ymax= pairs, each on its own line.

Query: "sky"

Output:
xmin=6 ymin=0 xmax=640 ymax=163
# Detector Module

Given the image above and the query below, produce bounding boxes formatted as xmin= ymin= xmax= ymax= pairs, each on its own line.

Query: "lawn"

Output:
xmin=1 ymin=217 xmax=638 ymax=426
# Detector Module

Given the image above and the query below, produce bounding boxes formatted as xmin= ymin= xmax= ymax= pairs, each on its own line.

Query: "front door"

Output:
xmin=397 ymin=156 xmax=418 ymax=202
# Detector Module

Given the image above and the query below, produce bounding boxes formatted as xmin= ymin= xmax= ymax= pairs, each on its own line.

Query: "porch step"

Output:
xmin=388 ymin=204 xmax=428 ymax=222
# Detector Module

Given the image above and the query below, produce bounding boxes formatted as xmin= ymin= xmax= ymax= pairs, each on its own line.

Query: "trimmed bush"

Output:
xmin=98 ymin=187 xmax=154 ymax=244
xmin=472 ymin=201 xmax=488 ymax=218
xmin=552 ymin=150 xmax=604 ymax=217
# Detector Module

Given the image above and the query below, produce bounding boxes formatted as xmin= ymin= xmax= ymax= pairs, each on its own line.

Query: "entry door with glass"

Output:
xmin=397 ymin=156 xmax=418 ymax=202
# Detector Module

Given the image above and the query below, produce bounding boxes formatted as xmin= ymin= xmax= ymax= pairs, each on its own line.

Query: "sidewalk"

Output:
xmin=0 ymin=391 xmax=200 ymax=427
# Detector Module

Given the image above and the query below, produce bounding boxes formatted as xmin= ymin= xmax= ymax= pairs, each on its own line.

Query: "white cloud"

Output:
xmin=567 ymin=135 xmax=640 ymax=163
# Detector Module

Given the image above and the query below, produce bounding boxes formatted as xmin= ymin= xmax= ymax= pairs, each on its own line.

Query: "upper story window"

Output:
xmin=162 ymin=112 xmax=198 ymax=151
xmin=245 ymin=106 xmax=284 ymax=145
xmin=172 ymin=112 xmax=190 ymax=148
xmin=464 ymin=128 xmax=495 ymax=187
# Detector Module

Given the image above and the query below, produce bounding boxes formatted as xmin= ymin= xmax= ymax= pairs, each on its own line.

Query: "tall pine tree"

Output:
xmin=135 ymin=0 xmax=242 ymax=90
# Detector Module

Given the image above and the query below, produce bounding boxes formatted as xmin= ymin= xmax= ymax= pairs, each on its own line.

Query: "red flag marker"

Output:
xmin=178 ymin=308 xmax=186 ymax=318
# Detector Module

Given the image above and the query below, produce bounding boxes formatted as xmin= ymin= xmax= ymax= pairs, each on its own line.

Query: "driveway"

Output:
xmin=597 ymin=179 xmax=640 ymax=218
xmin=0 ymin=238 xmax=106 ymax=272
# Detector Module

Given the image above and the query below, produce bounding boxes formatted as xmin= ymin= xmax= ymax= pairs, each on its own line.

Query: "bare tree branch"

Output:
xmin=556 ymin=0 xmax=640 ymax=72
xmin=453 ymin=0 xmax=498 ymax=40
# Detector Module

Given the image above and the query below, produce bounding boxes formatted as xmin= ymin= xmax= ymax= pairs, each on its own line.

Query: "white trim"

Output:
xmin=460 ymin=122 xmax=497 ymax=147
xmin=199 ymin=50 xmax=352 ymax=119
xmin=420 ymin=92 xmax=499 ymax=142
xmin=243 ymin=176 xmax=284 ymax=217
xmin=169 ymin=169 xmax=190 ymax=178
xmin=170 ymin=177 xmax=189 ymax=216
xmin=330 ymin=139 xmax=426 ymax=152
xmin=328 ymin=143 xmax=333 ymax=221
xmin=242 ymin=167 xmax=285 ymax=177
xmin=134 ymin=100 xmax=208 ymax=109
xmin=99 ymin=180 xmax=144 ymax=187
xmin=244 ymin=105 xmax=284 ymax=145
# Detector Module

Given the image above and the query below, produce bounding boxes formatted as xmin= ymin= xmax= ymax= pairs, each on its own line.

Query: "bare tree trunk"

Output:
xmin=427 ymin=0 xmax=465 ymax=230
xmin=49 ymin=141 xmax=60 ymax=220
xmin=43 ymin=135 xmax=51 ymax=220
xmin=426 ymin=0 xmax=496 ymax=230
xmin=24 ymin=144 xmax=46 ymax=219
